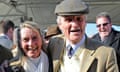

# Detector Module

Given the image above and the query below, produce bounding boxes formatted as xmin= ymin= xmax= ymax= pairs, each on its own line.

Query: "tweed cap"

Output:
xmin=55 ymin=0 xmax=89 ymax=15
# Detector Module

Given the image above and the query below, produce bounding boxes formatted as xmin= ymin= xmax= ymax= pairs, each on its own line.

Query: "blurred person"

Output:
xmin=0 ymin=20 xmax=15 ymax=49
xmin=91 ymin=12 xmax=120 ymax=70
xmin=2 ymin=21 xmax=52 ymax=72
xmin=44 ymin=25 xmax=61 ymax=45
xmin=0 ymin=45 xmax=13 ymax=65
xmin=47 ymin=0 xmax=119 ymax=72
xmin=0 ymin=45 xmax=13 ymax=72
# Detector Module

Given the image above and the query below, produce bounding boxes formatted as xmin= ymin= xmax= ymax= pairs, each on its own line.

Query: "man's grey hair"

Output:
xmin=96 ymin=12 xmax=111 ymax=23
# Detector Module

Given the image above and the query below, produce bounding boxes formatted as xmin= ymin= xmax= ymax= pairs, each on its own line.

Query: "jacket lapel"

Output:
xmin=74 ymin=36 xmax=98 ymax=72
xmin=55 ymin=35 xmax=98 ymax=72
xmin=75 ymin=47 xmax=96 ymax=72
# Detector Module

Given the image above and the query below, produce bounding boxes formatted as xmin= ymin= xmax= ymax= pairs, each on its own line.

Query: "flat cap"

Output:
xmin=55 ymin=0 xmax=89 ymax=15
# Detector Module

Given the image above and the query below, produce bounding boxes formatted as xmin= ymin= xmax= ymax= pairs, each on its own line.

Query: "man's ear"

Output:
xmin=57 ymin=23 xmax=62 ymax=31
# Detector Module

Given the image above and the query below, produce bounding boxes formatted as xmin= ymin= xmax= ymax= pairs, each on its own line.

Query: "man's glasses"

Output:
xmin=96 ymin=23 xmax=109 ymax=28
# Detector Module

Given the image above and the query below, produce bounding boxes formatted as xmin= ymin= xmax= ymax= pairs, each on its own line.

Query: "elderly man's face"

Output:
xmin=96 ymin=17 xmax=112 ymax=38
xmin=58 ymin=15 xmax=86 ymax=44
xmin=20 ymin=27 xmax=42 ymax=58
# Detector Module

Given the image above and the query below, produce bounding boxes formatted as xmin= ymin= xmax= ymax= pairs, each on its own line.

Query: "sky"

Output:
xmin=86 ymin=23 xmax=120 ymax=37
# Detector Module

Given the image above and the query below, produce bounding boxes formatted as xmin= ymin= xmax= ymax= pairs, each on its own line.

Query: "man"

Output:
xmin=0 ymin=45 xmax=13 ymax=65
xmin=44 ymin=25 xmax=61 ymax=46
xmin=47 ymin=0 xmax=118 ymax=72
xmin=0 ymin=20 xmax=15 ymax=49
xmin=91 ymin=12 xmax=120 ymax=70
xmin=0 ymin=45 xmax=13 ymax=72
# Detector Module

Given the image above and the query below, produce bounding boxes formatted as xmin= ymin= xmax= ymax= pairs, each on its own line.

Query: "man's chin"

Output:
xmin=70 ymin=38 xmax=81 ymax=44
xmin=101 ymin=32 xmax=109 ymax=36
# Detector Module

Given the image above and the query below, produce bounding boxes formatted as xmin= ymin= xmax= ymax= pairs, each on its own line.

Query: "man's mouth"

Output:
xmin=70 ymin=29 xmax=80 ymax=32
xmin=101 ymin=30 xmax=106 ymax=32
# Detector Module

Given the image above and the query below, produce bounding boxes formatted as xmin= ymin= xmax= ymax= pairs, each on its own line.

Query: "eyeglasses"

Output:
xmin=96 ymin=23 xmax=109 ymax=28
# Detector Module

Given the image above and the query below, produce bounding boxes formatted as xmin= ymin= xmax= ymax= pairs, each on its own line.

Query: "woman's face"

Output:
xmin=20 ymin=27 xmax=42 ymax=58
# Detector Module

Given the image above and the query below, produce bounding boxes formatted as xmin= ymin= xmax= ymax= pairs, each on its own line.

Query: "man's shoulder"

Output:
xmin=0 ymin=45 xmax=13 ymax=61
xmin=87 ymin=38 xmax=114 ymax=51
xmin=91 ymin=33 xmax=99 ymax=39
xmin=115 ymin=31 xmax=120 ymax=36
xmin=0 ymin=35 xmax=7 ymax=39
xmin=50 ymin=34 xmax=65 ymax=42
xmin=95 ymin=45 xmax=116 ymax=58
xmin=48 ymin=34 xmax=65 ymax=47
xmin=112 ymin=29 xmax=120 ymax=39
xmin=98 ymin=45 xmax=114 ymax=51
xmin=52 ymin=34 xmax=64 ymax=38
xmin=89 ymin=37 xmax=115 ymax=53
xmin=88 ymin=39 xmax=115 ymax=54
xmin=112 ymin=28 xmax=120 ymax=35
xmin=0 ymin=45 xmax=12 ymax=53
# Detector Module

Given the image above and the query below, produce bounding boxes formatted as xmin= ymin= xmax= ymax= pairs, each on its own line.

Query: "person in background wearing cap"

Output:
xmin=44 ymin=25 xmax=62 ymax=46
xmin=91 ymin=12 xmax=120 ymax=70
xmin=0 ymin=20 xmax=15 ymax=50
xmin=47 ymin=0 xmax=119 ymax=72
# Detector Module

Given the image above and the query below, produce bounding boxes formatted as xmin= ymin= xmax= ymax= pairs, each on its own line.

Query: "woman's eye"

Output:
xmin=32 ymin=36 xmax=37 ymax=41
xmin=23 ymin=38 xmax=29 ymax=42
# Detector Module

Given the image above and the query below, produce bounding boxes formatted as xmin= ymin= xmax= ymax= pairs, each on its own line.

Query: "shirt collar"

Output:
xmin=66 ymin=35 xmax=85 ymax=50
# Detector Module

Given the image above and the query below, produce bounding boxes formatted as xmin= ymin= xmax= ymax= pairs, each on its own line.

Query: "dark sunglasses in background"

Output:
xmin=96 ymin=23 xmax=109 ymax=28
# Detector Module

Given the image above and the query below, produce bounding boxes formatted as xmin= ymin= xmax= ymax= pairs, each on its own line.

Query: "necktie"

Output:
xmin=68 ymin=46 xmax=73 ymax=58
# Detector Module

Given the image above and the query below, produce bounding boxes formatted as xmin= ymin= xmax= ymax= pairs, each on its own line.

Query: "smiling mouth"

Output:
xmin=27 ymin=47 xmax=38 ymax=51
xmin=101 ymin=30 xmax=106 ymax=32
xmin=70 ymin=29 xmax=80 ymax=32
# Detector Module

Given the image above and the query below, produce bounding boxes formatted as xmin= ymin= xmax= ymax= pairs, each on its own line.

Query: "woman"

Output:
xmin=10 ymin=21 xmax=52 ymax=72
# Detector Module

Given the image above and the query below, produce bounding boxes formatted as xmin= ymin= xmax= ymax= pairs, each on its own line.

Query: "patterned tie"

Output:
xmin=68 ymin=46 xmax=73 ymax=58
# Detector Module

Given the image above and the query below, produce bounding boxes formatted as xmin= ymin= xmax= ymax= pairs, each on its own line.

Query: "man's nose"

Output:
xmin=28 ymin=40 xmax=33 ymax=46
xmin=70 ymin=21 xmax=79 ymax=26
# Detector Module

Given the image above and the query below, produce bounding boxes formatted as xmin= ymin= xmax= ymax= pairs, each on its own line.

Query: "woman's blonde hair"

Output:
xmin=11 ymin=21 xmax=46 ymax=66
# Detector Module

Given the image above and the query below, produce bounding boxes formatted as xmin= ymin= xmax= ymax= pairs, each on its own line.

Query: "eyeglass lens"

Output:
xmin=96 ymin=23 xmax=109 ymax=27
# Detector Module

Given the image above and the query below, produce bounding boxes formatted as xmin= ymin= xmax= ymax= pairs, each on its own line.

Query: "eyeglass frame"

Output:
xmin=96 ymin=22 xmax=109 ymax=28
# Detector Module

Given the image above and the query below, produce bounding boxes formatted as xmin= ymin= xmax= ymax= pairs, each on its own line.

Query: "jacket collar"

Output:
xmin=74 ymin=37 xmax=96 ymax=72
xmin=62 ymin=35 xmax=99 ymax=72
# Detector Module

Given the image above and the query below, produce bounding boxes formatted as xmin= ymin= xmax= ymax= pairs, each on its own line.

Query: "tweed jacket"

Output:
xmin=92 ymin=28 xmax=120 ymax=69
xmin=48 ymin=34 xmax=118 ymax=72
